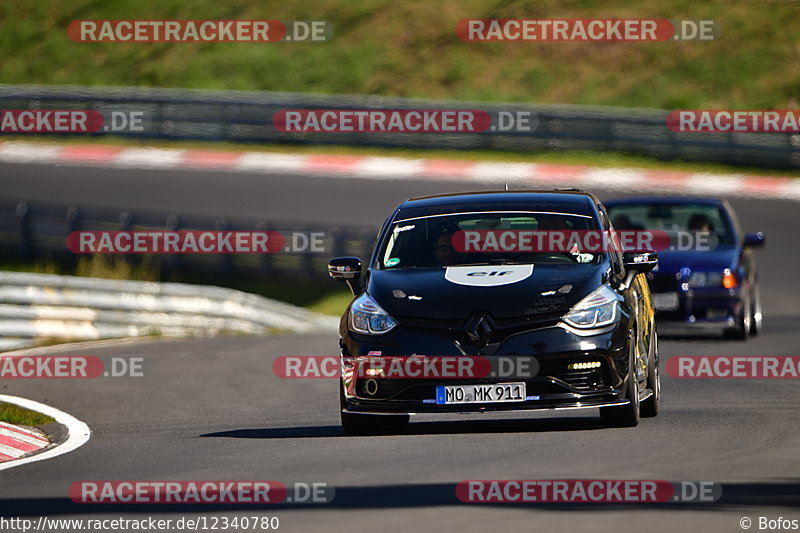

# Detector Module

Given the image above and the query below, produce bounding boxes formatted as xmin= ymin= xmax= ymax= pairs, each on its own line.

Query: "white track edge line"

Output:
xmin=0 ymin=394 xmax=91 ymax=472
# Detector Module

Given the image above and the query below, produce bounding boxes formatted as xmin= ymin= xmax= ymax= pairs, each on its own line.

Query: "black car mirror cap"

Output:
xmin=328 ymin=257 xmax=363 ymax=294
xmin=622 ymin=251 xmax=659 ymax=274
xmin=744 ymin=232 xmax=765 ymax=248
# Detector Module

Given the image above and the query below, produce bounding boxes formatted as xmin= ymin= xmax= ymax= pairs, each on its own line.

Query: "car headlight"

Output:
xmin=686 ymin=271 xmax=723 ymax=288
xmin=349 ymin=293 xmax=398 ymax=335
xmin=562 ymin=285 xmax=619 ymax=329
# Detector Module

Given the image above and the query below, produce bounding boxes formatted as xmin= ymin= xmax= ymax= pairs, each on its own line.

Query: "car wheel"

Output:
xmin=640 ymin=330 xmax=660 ymax=418
xmin=340 ymin=387 xmax=409 ymax=436
xmin=724 ymin=291 xmax=751 ymax=340
xmin=749 ymin=285 xmax=762 ymax=336
xmin=600 ymin=340 xmax=640 ymax=428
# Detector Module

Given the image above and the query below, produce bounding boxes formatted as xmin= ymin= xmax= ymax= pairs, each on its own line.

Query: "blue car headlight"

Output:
xmin=686 ymin=271 xmax=724 ymax=288
xmin=563 ymin=285 xmax=619 ymax=329
xmin=349 ymin=293 xmax=398 ymax=335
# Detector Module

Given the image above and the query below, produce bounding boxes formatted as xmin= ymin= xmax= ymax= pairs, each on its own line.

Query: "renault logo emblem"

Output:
xmin=466 ymin=315 xmax=493 ymax=346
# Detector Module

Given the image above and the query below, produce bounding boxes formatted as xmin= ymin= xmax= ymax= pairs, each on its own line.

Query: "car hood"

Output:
xmin=366 ymin=263 xmax=604 ymax=320
xmin=655 ymin=246 xmax=739 ymax=275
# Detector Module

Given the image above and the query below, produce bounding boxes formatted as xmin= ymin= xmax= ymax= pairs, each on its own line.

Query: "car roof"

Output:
xmin=394 ymin=190 xmax=599 ymax=220
xmin=603 ymin=196 xmax=727 ymax=208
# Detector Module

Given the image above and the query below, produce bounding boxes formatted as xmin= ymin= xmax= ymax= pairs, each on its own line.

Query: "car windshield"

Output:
xmin=380 ymin=211 xmax=600 ymax=269
xmin=606 ymin=203 xmax=734 ymax=246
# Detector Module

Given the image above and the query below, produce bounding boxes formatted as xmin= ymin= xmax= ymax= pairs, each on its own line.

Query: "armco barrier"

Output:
xmin=0 ymin=85 xmax=798 ymax=168
xmin=0 ymin=199 xmax=376 ymax=281
xmin=0 ymin=271 xmax=338 ymax=352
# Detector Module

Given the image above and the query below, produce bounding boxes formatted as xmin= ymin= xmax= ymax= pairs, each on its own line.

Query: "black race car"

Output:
xmin=329 ymin=190 xmax=660 ymax=434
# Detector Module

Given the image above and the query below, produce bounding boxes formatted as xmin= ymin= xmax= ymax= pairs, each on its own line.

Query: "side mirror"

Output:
xmin=623 ymin=251 xmax=658 ymax=274
xmin=744 ymin=232 xmax=765 ymax=248
xmin=328 ymin=257 xmax=363 ymax=294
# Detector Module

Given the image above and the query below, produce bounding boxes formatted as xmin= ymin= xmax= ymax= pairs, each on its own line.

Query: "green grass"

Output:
xmin=0 ymin=255 xmax=160 ymax=280
xmin=0 ymin=403 xmax=55 ymax=426
xmin=1 ymin=1 xmax=799 ymax=109
xmin=308 ymin=290 xmax=353 ymax=317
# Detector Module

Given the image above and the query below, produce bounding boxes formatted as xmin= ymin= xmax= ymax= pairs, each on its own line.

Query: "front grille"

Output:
xmin=395 ymin=311 xmax=562 ymax=348
xmin=556 ymin=370 xmax=607 ymax=391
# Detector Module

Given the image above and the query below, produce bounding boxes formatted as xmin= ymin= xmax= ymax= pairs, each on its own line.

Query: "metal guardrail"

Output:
xmin=0 ymin=271 xmax=338 ymax=352
xmin=0 ymin=199 xmax=377 ymax=281
xmin=1 ymin=84 xmax=798 ymax=169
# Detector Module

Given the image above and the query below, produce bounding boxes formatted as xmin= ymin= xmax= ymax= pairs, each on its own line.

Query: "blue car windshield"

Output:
xmin=606 ymin=204 xmax=734 ymax=246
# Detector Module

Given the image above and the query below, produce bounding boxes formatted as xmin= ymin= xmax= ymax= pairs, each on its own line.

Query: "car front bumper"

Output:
xmin=653 ymin=288 xmax=743 ymax=328
xmin=340 ymin=322 xmax=632 ymax=415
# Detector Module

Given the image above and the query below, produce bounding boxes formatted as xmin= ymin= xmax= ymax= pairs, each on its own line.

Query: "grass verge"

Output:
xmin=0 ymin=402 xmax=55 ymax=426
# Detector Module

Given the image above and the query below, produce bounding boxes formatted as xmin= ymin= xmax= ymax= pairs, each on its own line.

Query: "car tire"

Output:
xmin=749 ymin=285 xmax=762 ymax=337
xmin=340 ymin=387 xmax=409 ymax=436
xmin=640 ymin=330 xmax=660 ymax=418
xmin=724 ymin=291 xmax=751 ymax=340
xmin=600 ymin=340 xmax=641 ymax=428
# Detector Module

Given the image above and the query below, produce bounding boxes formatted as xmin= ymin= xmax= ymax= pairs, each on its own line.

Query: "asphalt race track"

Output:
xmin=1 ymin=161 xmax=799 ymax=532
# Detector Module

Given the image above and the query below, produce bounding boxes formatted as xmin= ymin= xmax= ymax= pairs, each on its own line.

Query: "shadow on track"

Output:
xmin=200 ymin=416 xmax=605 ymax=439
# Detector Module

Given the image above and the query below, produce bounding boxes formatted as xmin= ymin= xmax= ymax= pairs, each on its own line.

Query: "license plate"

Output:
xmin=653 ymin=292 xmax=679 ymax=311
xmin=436 ymin=383 xmax=526 ymax=404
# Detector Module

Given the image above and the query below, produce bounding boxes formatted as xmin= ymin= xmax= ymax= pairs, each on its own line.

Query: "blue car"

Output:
xmin=604 ymin=197 xmax=764 ymax=339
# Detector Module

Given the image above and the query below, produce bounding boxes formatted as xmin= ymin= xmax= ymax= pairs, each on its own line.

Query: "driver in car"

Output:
xmin=688 ymin=213 xmax=714 ymax=233
xmin=434 ymin=231 xmax=464 ymax=266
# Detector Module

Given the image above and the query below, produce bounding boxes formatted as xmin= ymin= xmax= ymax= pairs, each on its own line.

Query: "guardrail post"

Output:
xmin=255 ymin=221 xmax=272 ymax=277
xmin=329 ymin=227 xmax=345 ymax=258
xmin=65 ymin=205 xmax=81 ymax=268
xmin=16 ymin=201 xmax=33 ymax=260
xmin=357 ymin=227 xmax=375 ymax=264
xmin=66 ymin=205 xmax=81 ymax=232
xmin=156 ymin=101 xmax=167 ymax=140
xmin=223 ymin=104 xmax=233 ymax=141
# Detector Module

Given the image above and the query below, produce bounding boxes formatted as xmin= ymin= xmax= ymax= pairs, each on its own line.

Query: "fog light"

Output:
xmin=365 ymin=379 xmax=379 ymax=396
xmin=364 ymin=368 xmax=384 ymax=377
xmin=567 ymin=361 xmax=602 ymax=370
